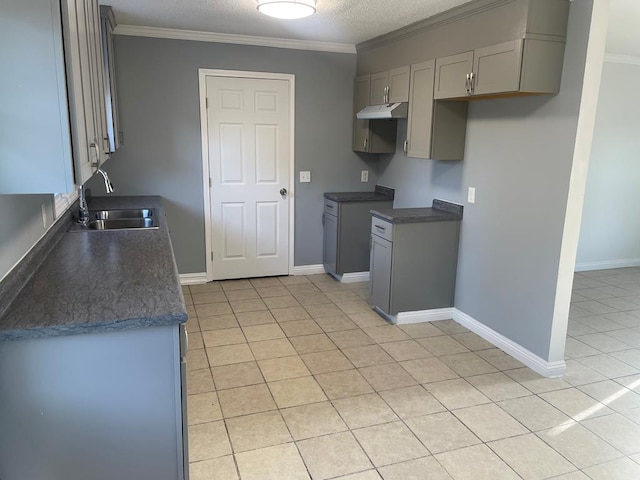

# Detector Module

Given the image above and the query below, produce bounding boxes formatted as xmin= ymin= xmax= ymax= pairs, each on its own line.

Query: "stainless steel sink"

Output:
xmin=93 ymin=209 xmax=153 ymax=220
xmin=89 ymin=218 xmax=158 ymax=230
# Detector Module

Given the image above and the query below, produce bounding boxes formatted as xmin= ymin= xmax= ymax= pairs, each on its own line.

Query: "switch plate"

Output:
xmin=467 ymin=187 xmax=476 ymax=204
xmin=299 ymin=171 xmax=311 ymax=183
xmin=361 ymin=170 xmax=369 ymax=183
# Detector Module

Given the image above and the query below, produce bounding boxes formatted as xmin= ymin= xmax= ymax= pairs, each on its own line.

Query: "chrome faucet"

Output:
xmin=78 ymin=163 xmax=115 ymax=225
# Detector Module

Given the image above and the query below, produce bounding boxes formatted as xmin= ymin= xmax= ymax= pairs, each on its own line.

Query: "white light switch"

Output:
xmin=361 ymin=170 xmax=369 ymax=183
xmin=467 ymin=187 xmax=476 ymax=204
xmin=299 ymin=171 xmax=311 ymax=183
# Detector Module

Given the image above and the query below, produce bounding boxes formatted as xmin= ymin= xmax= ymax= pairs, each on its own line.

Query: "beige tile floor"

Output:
xmin=184 ymin=267 xmax=640 ymax=479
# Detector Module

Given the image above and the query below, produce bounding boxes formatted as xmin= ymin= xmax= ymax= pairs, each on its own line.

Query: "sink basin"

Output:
xmin=89 ymin=218 xmax=158 ymax=230
xmin=93 ymin=209 xmax=153 ymax=220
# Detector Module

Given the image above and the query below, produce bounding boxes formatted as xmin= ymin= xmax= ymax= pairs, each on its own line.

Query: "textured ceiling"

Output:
xmin=606 ymin=0 xmax=640 ymax=57
xmin=103 ymin=0 xmax=476 ymax=45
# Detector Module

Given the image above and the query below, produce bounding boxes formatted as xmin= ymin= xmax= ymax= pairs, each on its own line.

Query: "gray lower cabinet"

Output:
xmin=369 ymin=216 xmax=461 ymax=316
xmin=0 ymin=324 xmax=188 ymax=480
xmin=323 ymin=198 xmax=393 ymax=277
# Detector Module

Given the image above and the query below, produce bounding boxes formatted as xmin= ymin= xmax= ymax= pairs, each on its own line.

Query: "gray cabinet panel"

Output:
xmin=472 ymin=40 xmax=523 ymax=96
xmin=370 ymin=71 xmax=389 ymax=105
xmin=323 ymin=212 xmax=338 ymax=274
xmin=324 ymin=200 xmax=394 ymax=277
xmin=520 ymin=39 xmax=566 ymax=94
xmin=388 ymin=66 xmax=410 ymax=103
xmin=431 ymin=101 xmax=468 ymax=161
xmin=0 ymin=325 xmax=185 ymax=480
xmin=353 ymin=75 xmax=371 ymax=152
xmin=101 ymin=6 xmax=122 ymax=152
xmin=0 ymin=0 xmax=75 ymax=194
xmin=407 ymin=60 xmax=435 ymax=159
xmin=368 ymin=217 xmax=461 ymax=317
xmin=370 ymin=234 xmax=392 ymax=313
xmin=434 ymin=51 xmax=473 ymax=100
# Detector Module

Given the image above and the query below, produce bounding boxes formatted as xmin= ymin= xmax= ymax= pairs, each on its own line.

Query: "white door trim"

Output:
xmin=199 ymin=69 xmax=296 ymax=281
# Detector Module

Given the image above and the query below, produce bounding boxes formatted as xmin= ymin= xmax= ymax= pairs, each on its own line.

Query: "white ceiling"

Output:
xmin=104 ymin=0 xmax=475 ymax=45
xmin=607 ymin=0 xmax=640 ymax=57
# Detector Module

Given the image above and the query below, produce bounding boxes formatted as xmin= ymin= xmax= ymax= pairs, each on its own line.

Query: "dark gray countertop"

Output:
xmin=0 ymin=196 xmax=187 ymax=341
xmin=371 ymin=199 xmax=464 ymax=224
xmin=324 ymin=185 xmax=395 ymax=203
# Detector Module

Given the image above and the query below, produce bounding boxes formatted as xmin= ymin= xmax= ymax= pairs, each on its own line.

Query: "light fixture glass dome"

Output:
xmin=257 ymin=0 xmax=317 ymax=19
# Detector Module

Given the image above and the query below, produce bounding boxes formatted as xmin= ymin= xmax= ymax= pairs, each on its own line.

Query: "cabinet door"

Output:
xmin=472 ymin=40 xmax=523 ymax=96
xmin=101 ymin=6 xmax=121 ymax=152
xmin=353 ymin=75 xmax=371 ymax=152
xmin=369 ymin=234 xmax=393 ymax=313
xmin=388 ymin=66 xmax=410 ymax=103
xmin=0 ymin=0 xmax=75 ymax=194
xmin=406 ymin=60 xmax=435 ymax=159
xmin=323 ymin=213 xmax=339 ymax=275
xmin=370 ymin=71 xmax=389 ymax=105
xmin=434 ymin=51 xmax=473 ymax=99
xmin=87 ymin=0 xmax=109 ymax=164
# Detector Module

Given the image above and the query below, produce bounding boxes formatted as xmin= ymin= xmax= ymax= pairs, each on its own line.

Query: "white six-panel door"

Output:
xmin=205 ymin=75 xmax=291 ymax=280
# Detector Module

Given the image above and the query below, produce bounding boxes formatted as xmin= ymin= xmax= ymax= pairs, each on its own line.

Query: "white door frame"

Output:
xmin=198 ymin=69 xmax=296 ymax=281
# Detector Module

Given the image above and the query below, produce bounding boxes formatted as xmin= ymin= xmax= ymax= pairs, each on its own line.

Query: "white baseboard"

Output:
xmin=179 ymin=273 xmax=209 ymax=285
xmin=575 ymin=258 xmax=640 ymax=272
xmin=452 ymin=309 xmax=566 ymax=378
xmin=396 ymin=308 xmax=454 ymax=324
xmin=340 ymin=272 xmax=370 ymax=283
xmin=292 ymin=264 xmax=326 ymax=276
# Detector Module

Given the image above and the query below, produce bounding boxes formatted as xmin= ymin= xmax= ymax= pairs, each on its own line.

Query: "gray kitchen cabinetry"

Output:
xmin=370 ymin=66 xmax=411 ymax=105
xmin=406 ymin=60 xmax=468 ymax=161
xmin=100 ymin=5 xmax=123 ymax=152
xmin=369 ymin=203 xmax=462 ymax=318
xmin=434 ymin=38 xmax=566 ymax=99
xmin=0 ymin=0 xmax=111 ymax=194
xmin=323 ymin=196 xmax=394 ymax=278
xmin=353 ymin=75 xmax=396 ymax=153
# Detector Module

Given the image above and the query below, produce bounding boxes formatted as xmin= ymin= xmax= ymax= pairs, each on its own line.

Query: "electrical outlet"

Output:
xmin=361 ymin=170 xmax=369 ymax=183
xmin=41 ymin=203 xmax=47 ymax=228
xmin=467 ymin=187 xmax=476 ymax=204
xmin=299 ymin=171 xmax=311 ymax=183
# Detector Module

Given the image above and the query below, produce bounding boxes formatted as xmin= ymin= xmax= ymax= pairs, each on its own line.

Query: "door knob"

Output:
xmin=280 ymin=188 xmax=288 ymax=197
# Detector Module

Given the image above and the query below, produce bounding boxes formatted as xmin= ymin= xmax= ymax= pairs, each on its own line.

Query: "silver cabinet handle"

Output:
xmin=385 ymin=86 xmax=390 ymax=103
xmin=90 ymin=143 xmax=100 ymax=167
xmin=403 ymin=140 xmax=408 ymax=154
xmin=465 ymin=74 xmax=470 ymax=95
xmin=375 ymin=225 xmax=386 ymax=232
xmin=470 ymin=72 xmax=476 ymax=94
xmin=364 ymin=138 xmax=368 ymax=151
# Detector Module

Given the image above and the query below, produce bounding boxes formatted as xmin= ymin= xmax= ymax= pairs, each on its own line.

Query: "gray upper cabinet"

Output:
xmin=0 ymin=0 xmax=110 ymax=194
xmin=406 ymin=60 xmax=468 ymax=161
xmin=101 ymin=6 xmax=122 ymax=153
xmin=369 ymin=66 xmax=410 ymax=105
xmin=435 ymin=38 xmax=565 ymax=100
xmin=353 ymin=75 xmax=396 ymax=154
xmin=433 ymin=52 xmax=474 ymax=100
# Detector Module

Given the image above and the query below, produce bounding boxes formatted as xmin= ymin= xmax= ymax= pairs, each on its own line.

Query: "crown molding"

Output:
xmin=357 ymin=0 xmax=515 ymax=52
xmin=604 ymin=53 xmax=640 ymax=66
xmin=113 ymin=25 xmax=356 ymax=54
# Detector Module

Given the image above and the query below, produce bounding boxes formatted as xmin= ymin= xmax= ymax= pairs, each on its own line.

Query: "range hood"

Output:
xmin=356 ymin=103 xmax=408 ymax=120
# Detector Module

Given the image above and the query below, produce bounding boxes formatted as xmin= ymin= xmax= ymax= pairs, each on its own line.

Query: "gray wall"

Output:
xmin=576 ymin=61 xmax=640 ymax=268
xmin=375 ymin=0 xmax=592 ymax=360
xmin=0 ymin=195 xmax=55 ymax=281
xmin=87 ymin=36 xmax=378 ymax=274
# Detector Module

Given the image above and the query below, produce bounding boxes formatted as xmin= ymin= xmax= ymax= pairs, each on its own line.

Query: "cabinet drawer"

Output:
xmin=324 ymin=199 xmax=339 ymax=216
xmin=371 ymin=217 xmax=393 ymax=242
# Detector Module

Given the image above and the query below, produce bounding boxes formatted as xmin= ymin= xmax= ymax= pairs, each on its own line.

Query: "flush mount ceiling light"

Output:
xmin=257 ymin=0 xmax=317 ymax=19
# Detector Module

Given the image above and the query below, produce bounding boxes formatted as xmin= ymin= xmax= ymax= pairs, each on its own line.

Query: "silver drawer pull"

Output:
xmin=326 ymin=205 xmax=334 ymax=209
xmin=375 ymin=225 xmax=386 ymax=231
